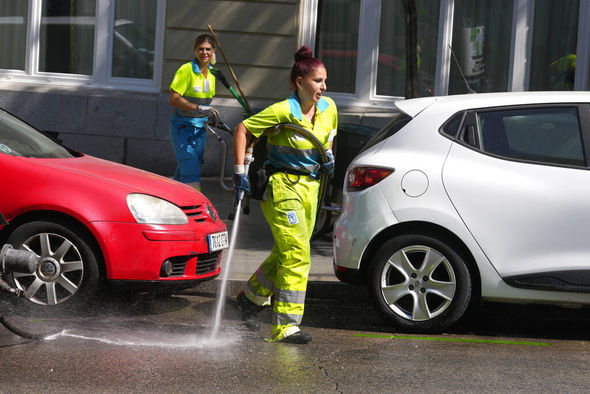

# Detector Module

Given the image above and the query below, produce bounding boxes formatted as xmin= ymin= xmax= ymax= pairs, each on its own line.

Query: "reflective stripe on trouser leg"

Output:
xmin=245 ymin=264 xmax=277 ymax=306
xmin=260 ymin=173 xmax=319 ymax=340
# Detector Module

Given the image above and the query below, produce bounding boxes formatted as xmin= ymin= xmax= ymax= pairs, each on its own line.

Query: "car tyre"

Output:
xmin=6 ymin=220 xmax=101 ymax=307
xmin=369 ymin=234 xmax=471 ymax=333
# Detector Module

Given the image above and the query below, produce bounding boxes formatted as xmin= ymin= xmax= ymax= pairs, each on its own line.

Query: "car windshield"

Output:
xmin=360 ymin=109 xmax=412 ymax=153
xmin=0 ymin=109 xmax=74 ymax=158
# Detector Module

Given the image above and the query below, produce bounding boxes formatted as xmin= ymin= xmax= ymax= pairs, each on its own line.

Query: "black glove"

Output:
xmin=319 ymin=150 xmax=335 ymax=175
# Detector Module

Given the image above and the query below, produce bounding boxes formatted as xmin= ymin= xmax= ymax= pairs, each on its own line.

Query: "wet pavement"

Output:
xmin=2 ymin=178 xmax=590 ymax=391
xmin=3 ymin=286 xmax=590 ymax=392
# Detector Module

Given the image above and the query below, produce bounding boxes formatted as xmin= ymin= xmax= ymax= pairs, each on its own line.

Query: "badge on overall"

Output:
xmin=286 ymin=210 xmax=298 ymax=225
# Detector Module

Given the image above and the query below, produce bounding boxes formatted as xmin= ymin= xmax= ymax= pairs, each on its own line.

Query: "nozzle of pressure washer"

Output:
xmin=228 ymin=189 xmax=245 ymax=220
xmin=228 ymin=188 xmax=252 ymax=220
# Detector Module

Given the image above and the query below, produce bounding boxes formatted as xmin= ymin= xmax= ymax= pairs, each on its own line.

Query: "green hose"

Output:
xmin=228 ymin=87 xmax=252 ymax=117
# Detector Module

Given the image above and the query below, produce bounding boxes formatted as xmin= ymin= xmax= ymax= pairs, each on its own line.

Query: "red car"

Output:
xmin=0 ymin=108 xmax=228 ymax=306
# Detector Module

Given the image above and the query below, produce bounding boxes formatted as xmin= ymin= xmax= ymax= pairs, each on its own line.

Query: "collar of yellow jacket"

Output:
xmin=191 ymin=58 xmax=212 ymax=75
xmin=288 ymin=92 xmax=330 ymax=121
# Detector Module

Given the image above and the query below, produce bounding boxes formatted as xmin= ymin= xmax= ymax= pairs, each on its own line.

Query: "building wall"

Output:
xmin=163 ymin=0 xmax=299 ymax=101
xmin=0 ymin=0 xmax=391 ymax=180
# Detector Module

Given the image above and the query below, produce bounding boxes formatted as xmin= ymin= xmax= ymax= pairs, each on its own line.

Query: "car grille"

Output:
xmin=163 ymin=252 xmax=220 ymax=277
xmin=181 ymin=204 xmax=208 ymax=223
xmin=196 ymin=252 xmax=221 ymax=275
xmin=167 ymin=256 xmax=190 ymax=276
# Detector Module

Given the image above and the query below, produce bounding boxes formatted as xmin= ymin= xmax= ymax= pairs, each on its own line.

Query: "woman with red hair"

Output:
xmin=232 ymin=46 xmax=338 ymax=344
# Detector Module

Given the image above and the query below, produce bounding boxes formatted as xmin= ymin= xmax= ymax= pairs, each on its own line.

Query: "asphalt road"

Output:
xmin=2 ymin=179 xmax=590 ymax=392
xmin=2 ymin=283 xmax=590 ymax=392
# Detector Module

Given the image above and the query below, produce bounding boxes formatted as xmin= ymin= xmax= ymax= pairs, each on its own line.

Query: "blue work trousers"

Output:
xmin=169 ymin=114 xmax=207 ymax=183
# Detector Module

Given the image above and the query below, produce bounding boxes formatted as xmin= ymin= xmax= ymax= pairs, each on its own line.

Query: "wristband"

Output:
xmin=234 ymin=165 xmax=245 ymax=174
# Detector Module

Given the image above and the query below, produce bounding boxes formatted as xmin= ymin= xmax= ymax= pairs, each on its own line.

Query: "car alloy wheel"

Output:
xmin=7 ymin=220 xmax=100 ymax=306
xmin=370 ymin=234 xmax=472 ymax=332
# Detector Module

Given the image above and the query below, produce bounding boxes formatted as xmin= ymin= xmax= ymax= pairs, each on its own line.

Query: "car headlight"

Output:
xmin=127 ymin=193 xmax=188 ymax=224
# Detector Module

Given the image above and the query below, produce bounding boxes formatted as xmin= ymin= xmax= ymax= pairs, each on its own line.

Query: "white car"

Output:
xmin=333 ymin=92 xmax=590 ymax=333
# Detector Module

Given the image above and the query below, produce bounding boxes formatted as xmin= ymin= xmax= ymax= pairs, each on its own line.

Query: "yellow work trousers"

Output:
xmin=244 ymin=172 xmax=319 ymax=340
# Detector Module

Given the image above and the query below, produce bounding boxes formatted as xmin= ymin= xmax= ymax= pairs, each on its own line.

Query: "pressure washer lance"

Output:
xmin=211 ymin=150 xmax=252 ymax=337
xmin=0 ymin=244 xmax=46 ymax=340
xmin=228 ymin=147 xmax=253 ymax=220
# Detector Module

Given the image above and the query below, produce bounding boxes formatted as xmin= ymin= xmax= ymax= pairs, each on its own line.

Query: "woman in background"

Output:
xmin=169 ymin=34 xmax=219 ymax=190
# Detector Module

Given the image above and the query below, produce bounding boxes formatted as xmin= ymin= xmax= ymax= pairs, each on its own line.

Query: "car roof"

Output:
xmin=394 ymin=91 xmax=590 ymax=117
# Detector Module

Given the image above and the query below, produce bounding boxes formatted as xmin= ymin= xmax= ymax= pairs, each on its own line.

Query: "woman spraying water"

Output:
xmin=232 ymin=47 xmax=337 ymax=344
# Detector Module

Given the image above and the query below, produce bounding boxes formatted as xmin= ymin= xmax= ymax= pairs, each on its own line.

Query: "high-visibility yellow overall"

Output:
xmin=241 ymin=93 xmax=338 ymax=341
xmin=169 ymin=59 xmax=216 ymax=183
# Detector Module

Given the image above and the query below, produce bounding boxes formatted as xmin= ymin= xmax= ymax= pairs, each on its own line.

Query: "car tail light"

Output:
xmin=347 ymin=167 xmax=394 ymax=192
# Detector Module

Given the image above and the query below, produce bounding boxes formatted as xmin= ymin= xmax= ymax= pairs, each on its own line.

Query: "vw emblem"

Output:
xmin=206 ymin=204 xmax=217 ymax=222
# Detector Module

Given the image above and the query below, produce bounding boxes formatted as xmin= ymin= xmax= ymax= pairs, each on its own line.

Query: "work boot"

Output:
xmin=279 ymin=331 xmax=312 ymax=344
xmin=236 ymin=290 xmax=265 ymax=331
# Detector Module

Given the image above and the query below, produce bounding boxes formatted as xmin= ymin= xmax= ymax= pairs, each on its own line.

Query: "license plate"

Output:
xmin=208 ymin=231 xmax=229 ymax=252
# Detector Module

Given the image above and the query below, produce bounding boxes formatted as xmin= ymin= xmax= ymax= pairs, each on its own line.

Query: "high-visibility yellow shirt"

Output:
xmin=243 ymin=92 xmax=338 ymax=175
xmin=170 ymin=59 xmax=216 ymax=117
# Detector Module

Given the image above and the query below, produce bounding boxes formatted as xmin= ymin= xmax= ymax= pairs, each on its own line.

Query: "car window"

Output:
xmin=0 ymin=109 xmax=74 ymax=158
xmin=360 ymin=110 xmax=412 ymax=153
xmin=476 ymin=107 xmax=585 ymax=167
xmin=440 ymin=111 xmax=464 ymax=138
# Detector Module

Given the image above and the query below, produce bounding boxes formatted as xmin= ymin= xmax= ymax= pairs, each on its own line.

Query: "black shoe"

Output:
xmin=236 ymin=290 xmax=265 ymax=331
xmin=279 ymin=331 xmax=312 ymax=344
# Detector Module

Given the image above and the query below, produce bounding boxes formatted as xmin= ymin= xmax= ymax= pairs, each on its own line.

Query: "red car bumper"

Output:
xmin=89 ymin=221 xmax=226 ymax=282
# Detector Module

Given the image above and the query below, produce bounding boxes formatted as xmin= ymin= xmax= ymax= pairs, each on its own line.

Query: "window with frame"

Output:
xmin=314 ymin=0 xmax=360 ymax=94
xmin=0 ymin=0 xmax=162 ymax=91
xmin=476 ymin=107 xmax=585 ymax=167
xmin=528 ymin=0 xmax=579 ymax=91
xmin=0 ymin=1 xmax=28 ymax=70
xmin=376 ymin=0 xmax=439 ymax=97
xmin=314 ymin=0 xmax=439 ymax=101
xmin=448 ymin=0 xmax=514 ymax=94
xmin=305 ymin=0 xmax=590 ymax=104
